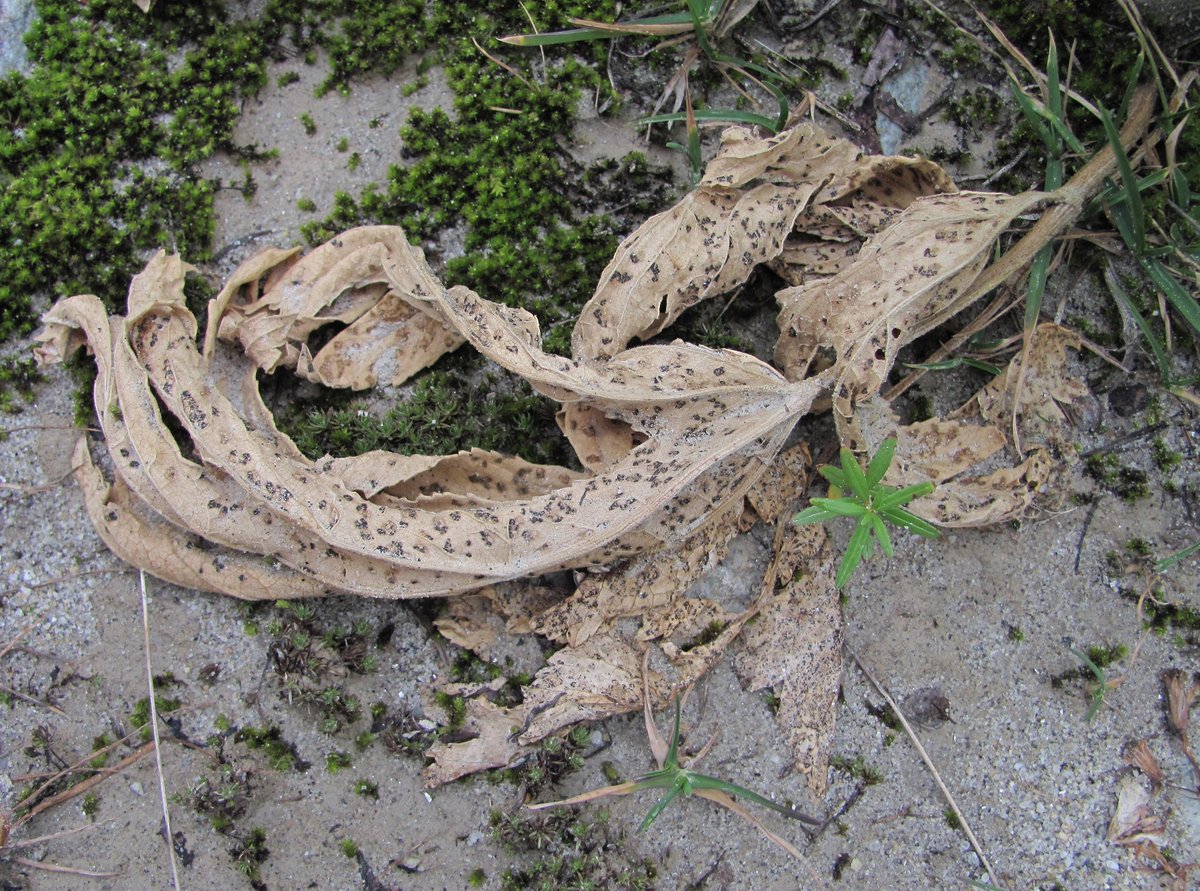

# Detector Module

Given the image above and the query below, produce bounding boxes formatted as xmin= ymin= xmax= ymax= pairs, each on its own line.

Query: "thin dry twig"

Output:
xmin=849 ymin=650 xmax=1004 ymax=890
xmin=140 ymin=570 xmax=182 ymax=891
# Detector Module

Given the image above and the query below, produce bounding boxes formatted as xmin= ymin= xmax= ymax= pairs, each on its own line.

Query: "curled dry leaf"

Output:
xmin=37 ymin=238 xmax=823 ymax=600
xmin=35 ymin=108 xmax=1133 ymax=785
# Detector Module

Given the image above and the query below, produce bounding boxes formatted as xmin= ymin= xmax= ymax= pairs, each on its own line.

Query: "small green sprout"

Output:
xmin=793 ymin=437 xmax=940 ymax=587
xmin=529 ymin=663 xmax=818 ymax=860
xmin=1068 ymin=647 xmax=1117 ymax=721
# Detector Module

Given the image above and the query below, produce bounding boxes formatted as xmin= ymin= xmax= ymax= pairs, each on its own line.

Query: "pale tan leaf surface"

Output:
xmin=1107 ymin=777 xmax=1165 ymax=847
xmin=775 ymin=191 xmax=1046 ymax=443
xmin=530 ymin=499 xmax=743 ymax=646
xmin=734 ymin=524 xmax=841 ymax=798
xmin=854 ymin=393 xmax=1051 ymax=527
xmin=434 ymin=593 xmax=507 ymax=657
xmin=73 ymin=438 xmax=328 ymax=600
xmin=295 ymin=290 xmax=465 ymax=390
xmin=202 ymin=245 xmax=301 ymax=358
xmin=744 ymin=444 xmax=812 ymax=524
xmin=635 ymin=596 xmax=736 ymax=644
xmin=517 ymin=633 xmax=666 ymax=744
xmin=423 ymin=697 xmax=529 ymax=787
xmin=210 ymin=226 xmax=462 ymax=385
xmin=34 ymin=115 xmax=1121 ymax=789
xmin=962 ymin=322 xmax=1091 ymax=456
xmin=38 ymin=291 xmax=467 ymax=599
xmin=39 ymin=236 xmax=822 ymax=599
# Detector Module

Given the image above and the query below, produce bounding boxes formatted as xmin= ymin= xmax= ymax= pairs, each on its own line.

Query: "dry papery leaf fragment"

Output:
xmin=36 ymin=101 xmax=1151 ymax=787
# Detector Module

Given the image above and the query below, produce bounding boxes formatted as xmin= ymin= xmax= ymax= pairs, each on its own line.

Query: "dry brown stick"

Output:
xmin=850 ymin=650 xmax=1005 ymax=890
xmin=886 ymin=83 xmax=1157 ymax=401
xmin=140 ymin=570 xmax=182 ymax=891
xmin=23 ymin=742 xmax=155 ymax=821
xmin=10 ymin=856 xmax=119 ymax=878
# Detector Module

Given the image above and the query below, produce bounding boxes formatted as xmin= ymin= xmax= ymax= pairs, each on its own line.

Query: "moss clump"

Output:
xmin=1084 ymin=452 xmax=1151 ymax=502
xmin=0 ymin=0 xmax=276 ymax=341
xmin=490 ymin=809 xmax=656 ymax=891
xmin=1085 ymin=643 xmax=1127 ymax=668
xmin=0 ymin=356 xmax=44 ymax=418
xmin=278 ymin=368 xmax=577 ymax=468
xmin=234 ymin=724 xmax=309 ymax=772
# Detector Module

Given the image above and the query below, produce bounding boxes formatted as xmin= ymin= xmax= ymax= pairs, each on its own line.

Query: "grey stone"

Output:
xmin=0 ymin=0 xmax=36 ymax=76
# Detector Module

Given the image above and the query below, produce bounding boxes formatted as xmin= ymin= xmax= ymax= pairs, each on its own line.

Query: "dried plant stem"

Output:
xmin=140 ymin=571 xmax=182 ymax=891
xmin=849 ymin=650 xmax=1004 ymax=890
xmin=23 ymin=742 xmax=154 ymax=821
xmin=888 ymin=83 xmax=1157 ymax=401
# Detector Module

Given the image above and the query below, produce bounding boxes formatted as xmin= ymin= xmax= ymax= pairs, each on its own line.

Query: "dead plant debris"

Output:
xmin=34 ymin=97 xmax=1156 ymax=793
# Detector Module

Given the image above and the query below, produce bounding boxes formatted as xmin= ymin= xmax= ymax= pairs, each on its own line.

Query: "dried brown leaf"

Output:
xmin=734 ymin=524 xmax=841 ymax=798
xmin=38 ymin=236 xmax=822 ymax=599
xmin=423 ymin=697 xmax=529 ymax=787
xmin=1124 ymin=739 xmax=1165 ymax=793
xmin=962 ymin=323 xmax=1091 ymax=455
xmin=530 ymin=499 xmax=743 ymax=646
xmin=1107 ymin=777 xmax=1165 ymax=847
xmin=517 ymin=633 xmax=665 ymax=744
xmin=776 ymin=190 xmax=1046 ymax=445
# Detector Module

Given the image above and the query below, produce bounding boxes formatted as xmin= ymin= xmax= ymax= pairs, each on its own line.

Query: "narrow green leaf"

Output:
xmin=1118 ymin=52 xmax=1145 ymax=122
xmin=869 ymin=512 xmax=894 ymax=557
xmin=688 ymin=774 xmax=819 ymax=824
xmin=1025 ymin=243 xmax=1052 ymax=331
xmin=1098 ymin=105 xmax=1145 ymax=252
xmin=638 ymin=108 xmax=781 ymax=131
xmin=903 ymin=357 xmax=1002 ymax=375
xmin=836 ymin=520 xmax=872 ymax=587
xmin=818 ymin=465 xmax=849 ymax=490
xmin=808 ymin=497 xmax=867 ymax=518
xmin=880 ymin=506 xmax=941 ymax=539
xmin=839 ymin=448 xmax=871 ymax=501
xmin=1144 ymin=256 xmax=1200 ymax=337
xmin=638 ymin=786 xmax=682 ymax=832
xmin=1104 ymin=261 xmax=1171 ymax=380
xmin=865 ymin=437 xmax=896 ymax=488
xmin=1156 ymin=539 xmax=1200 ymax=572
xmin=792 ymin=505 xmax=839 ymax=526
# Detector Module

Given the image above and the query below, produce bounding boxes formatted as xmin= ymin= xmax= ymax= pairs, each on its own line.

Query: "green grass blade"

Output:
xmin=903 ymin=357 xmax=1001 ymax=375
xmin=839 ymin=448 xmax=871 ymax=501
xmin=1045 ymin=35 xmax=1062 ymax=121
xmin=1025 ymin=243 xmax=1052 ymax=331
xmin=879 ymin=506 xmax=941 ymax=539
xmin=638 ymin=786 xmax=682 ymax=832
xmin=1118 ymin=52 xmax=1146 ymax=122
xmin=688 ymin=774 xmax=820 ymax=824
xmin=1103 ymin=262 xmax=1172 ymax=381
xmin=638 ymin=108 xmax=781 ymax=131
xmin=1098 ymin=106 xmax=1146 ymax=252
xmin=865 ymin=437 xmax=896 ymax=488
xmin=500 ymin=28 xmax=623 ymax=46
xmin=1156 ymin=539 xmax=1200 ymax=572
xmin=1144 ymin=256 xmax=1200 ymax=337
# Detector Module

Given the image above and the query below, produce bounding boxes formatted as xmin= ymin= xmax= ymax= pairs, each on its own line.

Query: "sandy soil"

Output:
xmin=2 ymin=11 xmax=1199 ymax=891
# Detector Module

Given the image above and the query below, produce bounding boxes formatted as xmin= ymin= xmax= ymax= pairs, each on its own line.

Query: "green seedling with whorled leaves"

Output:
xmin=793 ymin=437 xmax=940 ymax=587
xmin=529 ymin=668 xmax=819 ymax=861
